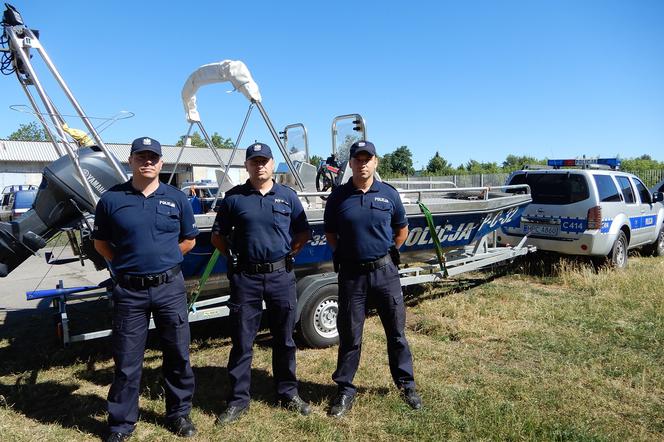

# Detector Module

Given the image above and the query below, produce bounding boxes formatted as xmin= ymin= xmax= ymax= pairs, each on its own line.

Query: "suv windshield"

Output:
xmin=509 ymin=173 xmax=589 ymax=204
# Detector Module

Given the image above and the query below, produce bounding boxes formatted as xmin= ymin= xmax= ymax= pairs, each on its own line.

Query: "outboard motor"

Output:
xmin=0 ymin=147 xmax=124 ymax=277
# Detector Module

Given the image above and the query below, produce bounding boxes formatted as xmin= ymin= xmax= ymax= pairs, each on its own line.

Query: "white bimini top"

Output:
xmin=181 ymin=60 xmax=262 ymax=123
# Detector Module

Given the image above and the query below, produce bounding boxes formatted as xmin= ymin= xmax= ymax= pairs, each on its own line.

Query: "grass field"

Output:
xmin=0 ymin=254 xmax=662 ymax=441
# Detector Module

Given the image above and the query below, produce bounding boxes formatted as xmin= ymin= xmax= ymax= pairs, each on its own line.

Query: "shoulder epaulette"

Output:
xmin=224 ymin=184 xmax=245 ymax=196
xmin=382 ymin=181 xmax=399 ymax=192
xmin=281 ymin=184 xmax=299 ymax=194
xmin=162 ymin=182 xmax=181 ymax=192
xmin=107 ymin=180 xmax=132 ymax=193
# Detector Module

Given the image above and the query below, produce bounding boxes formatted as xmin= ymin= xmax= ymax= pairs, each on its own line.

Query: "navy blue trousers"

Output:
xmin=226 ymin=267 xmax=298 ymax=407
xmin=107 ymin=272 xmax=195 ymax=434
xmin=333 ymin=261 xmax=416 ymax=396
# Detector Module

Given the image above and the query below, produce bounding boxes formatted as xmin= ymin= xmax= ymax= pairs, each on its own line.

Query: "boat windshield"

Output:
xmin=334 ymin=121 xmax=362 ymax=164
xmin=285 ymin=126 xmax=308 ymax=163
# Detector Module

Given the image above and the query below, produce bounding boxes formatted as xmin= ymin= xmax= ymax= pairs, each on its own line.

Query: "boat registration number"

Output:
xmin=523 ymin=222 xmax=560 ymax=236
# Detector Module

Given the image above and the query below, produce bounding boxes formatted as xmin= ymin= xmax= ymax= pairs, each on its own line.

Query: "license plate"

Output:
xmin=523 ymin=222 xmax=560 ymax=236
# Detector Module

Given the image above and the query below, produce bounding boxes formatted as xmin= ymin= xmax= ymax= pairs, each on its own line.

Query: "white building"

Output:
xmin=0 ymin=140 xmax=247 ymax=188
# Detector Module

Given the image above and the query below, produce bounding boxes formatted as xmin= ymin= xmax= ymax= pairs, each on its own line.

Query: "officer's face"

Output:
xmin=350 ymin=153 xmax=377 ymax=179
xmin=129 ymin=151 xmax=163 ymax=179
xmin=245 ymin=156 xmax=274 ymax=181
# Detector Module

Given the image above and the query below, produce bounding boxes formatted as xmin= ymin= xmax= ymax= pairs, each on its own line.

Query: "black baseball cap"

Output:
xmin=245 ymin=142 xmax=273 ymax=160
xmin=130 ymin=137 xmax=162 ymax=156
xmin=349 ymin=140 xmax=376 ymax=158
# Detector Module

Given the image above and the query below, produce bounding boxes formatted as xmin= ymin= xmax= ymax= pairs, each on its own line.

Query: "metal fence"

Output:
xmin=388 ymin=173 xmax=509 ymax=189
xmin=387 ymin=169 xmax=664 ymax=189
xmin=624 ymin=169 xmax=664 ymax=187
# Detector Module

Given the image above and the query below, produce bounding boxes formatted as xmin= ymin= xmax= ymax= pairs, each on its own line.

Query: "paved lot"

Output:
xmin=0 ymin=253 xmax=108 ymax=320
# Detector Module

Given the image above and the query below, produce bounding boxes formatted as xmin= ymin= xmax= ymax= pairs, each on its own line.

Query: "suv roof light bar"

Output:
xmin=547 ymin=158 xmax=620 ymax=170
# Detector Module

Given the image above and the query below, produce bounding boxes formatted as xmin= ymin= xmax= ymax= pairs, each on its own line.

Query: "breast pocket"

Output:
xmin=155 ymin=204 xmax=180 ymax=233
xmin=371 ymin=200 xmax=393 ymax=224
xmin=273 ymin=204 xmax=292 ymax=230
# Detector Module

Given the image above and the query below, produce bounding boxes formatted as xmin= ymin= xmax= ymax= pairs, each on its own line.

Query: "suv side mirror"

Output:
xmin=653 ymin=192 xmax=664 ymax=203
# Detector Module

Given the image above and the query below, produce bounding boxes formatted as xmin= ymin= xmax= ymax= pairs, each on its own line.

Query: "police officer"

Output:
xmin=211 ymin=142 xmax=312 ymax=424
xmin=323 ymin=140 xmax=422 ymax=417
xmin=93 ymin=137 xmax=199 ymax=442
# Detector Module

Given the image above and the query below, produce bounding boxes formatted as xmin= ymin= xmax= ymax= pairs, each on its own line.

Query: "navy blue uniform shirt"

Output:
xmin=324 ymin=180 xmax=407 ymax=262
xmin=213 ymin=181 xmax=309 ymax=263
xmin=93 ymin=181 xmax=199 ymax=275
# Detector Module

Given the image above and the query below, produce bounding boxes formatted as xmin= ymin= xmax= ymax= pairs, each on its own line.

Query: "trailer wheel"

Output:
xmin=299 ymin=285 xmax=339 ymax=348
xmin=609 ymin=231 xmax=628 ymax=269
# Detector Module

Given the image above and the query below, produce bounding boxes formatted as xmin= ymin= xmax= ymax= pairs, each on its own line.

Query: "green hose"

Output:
xmin=188 ymin=248 xmax=220 ymax=312
xmin=417 ymin=201 xmax=448 ymax=277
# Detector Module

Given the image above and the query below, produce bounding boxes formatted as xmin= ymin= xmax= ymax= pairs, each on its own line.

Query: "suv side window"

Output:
xmin=632 ymin=178 xmax=651 ymax=204
xmin=592 ymin=175 xmax=621 ymax=202
xmin=615 ymin=176 xmax=636 ymax=204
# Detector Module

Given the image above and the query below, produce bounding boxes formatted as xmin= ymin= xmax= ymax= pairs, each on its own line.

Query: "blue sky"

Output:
xmin=1 ymin=0 xmax=663 ymax=169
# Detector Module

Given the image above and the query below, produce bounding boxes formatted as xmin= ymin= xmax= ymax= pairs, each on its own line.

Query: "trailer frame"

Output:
xmin=28 ymin=235 xmax=534 ymax=347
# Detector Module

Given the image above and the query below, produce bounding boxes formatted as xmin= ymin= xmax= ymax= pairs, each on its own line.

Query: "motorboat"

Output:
xmin=1 ymin=4 xmax=533 ymax=347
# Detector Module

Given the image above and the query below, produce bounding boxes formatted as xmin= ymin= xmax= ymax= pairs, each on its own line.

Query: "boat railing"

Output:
xmin=296 ymin=183 xmax=531 ymax=204
xmin=393 ymin=183 xmax=531 ymax=202
xmin=384 ymin=180 xmax=457 ymax=189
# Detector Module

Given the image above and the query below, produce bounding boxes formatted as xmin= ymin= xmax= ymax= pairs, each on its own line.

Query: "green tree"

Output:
xmin=309 ymin=155 xmax=324 ymax=168
xmin=502 ymin=154 xmax=545 ymax=171
xmin=7 ymin=122 xmax=48 ymax=141
xmin=390 ymin=146 xmax=415 ymax=176
xmin=377 ymin=153 xmax=395 ymax=176
xmin=463 ymin=159 xmax=481 ymax=172
xmin=426 ymin=151 xmax=453 ymax=175
xmin=176 ymin=131 xmax=205 ymax=148
xmin=176 ymin=131 xmax=233 ymax=148
xmin=621 ymin=155 xmax=664 ymax=172
xmin=463 ymin=159 xmax=500 ymax=173
xmin=211 ymin=132 xmax=234 ymax=149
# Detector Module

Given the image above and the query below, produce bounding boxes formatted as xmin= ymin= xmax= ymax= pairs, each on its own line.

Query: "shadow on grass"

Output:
xmin=0 ymin=378 xmax=160 ymax=436
xmin=506 ymin=250 xmax=643 ymax=277
xmin=0 ymin=307 xmax=236 ymax=377
xmin=1 ymin=332 xmax=341 ymax=436
xmin=402 ymin=272 xmax=504 ymax=307
xmin=0 ymin=307 xmax=114 ymax=377
xmin=74 ymin=359 xmax=358 ymax=415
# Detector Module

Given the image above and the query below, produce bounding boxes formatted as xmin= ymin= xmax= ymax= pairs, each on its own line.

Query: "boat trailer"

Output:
xmin=28 ymin=235 xmax=534 ymax=347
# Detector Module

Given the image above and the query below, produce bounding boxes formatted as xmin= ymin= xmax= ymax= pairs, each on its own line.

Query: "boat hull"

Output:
xmin=180 ymin=194 xmax=531 ymax=279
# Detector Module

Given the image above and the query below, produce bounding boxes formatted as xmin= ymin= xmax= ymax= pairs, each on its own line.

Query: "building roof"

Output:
xmin=0 ymin=140 xmax=246 ymax=167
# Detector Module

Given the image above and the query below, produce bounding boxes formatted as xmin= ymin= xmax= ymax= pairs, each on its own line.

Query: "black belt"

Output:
xmin=116 ymin=265 xmax=181 ymax=290
xmin=239 ymin=258 xmax=287 ymax=274
xmin=341 ymin=254 xmax=392 ymax=273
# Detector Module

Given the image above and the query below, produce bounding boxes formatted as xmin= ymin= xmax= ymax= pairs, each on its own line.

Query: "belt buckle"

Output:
xmin=145 ymin=274 xmax=157 ymax=287
xmin=131 ymin=276 xmax=145 ymax=290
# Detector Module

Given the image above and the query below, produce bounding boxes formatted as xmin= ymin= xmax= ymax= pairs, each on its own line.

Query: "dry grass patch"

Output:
xmin=0 ymin=255 xmax=663 ymax=440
